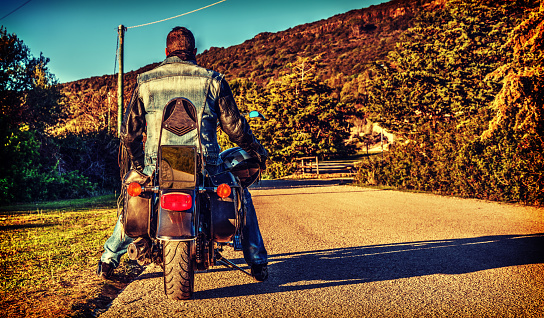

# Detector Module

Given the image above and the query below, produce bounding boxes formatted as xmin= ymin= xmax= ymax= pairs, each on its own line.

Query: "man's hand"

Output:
xmin=258 ymin=156 xmax=267 ymax=172
xmin=247 ymin=149 xmax=267 ymax=172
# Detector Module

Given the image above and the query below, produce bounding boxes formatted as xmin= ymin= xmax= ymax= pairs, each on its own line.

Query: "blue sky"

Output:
xmin=1 ymin=0 xmax=387 ymax=83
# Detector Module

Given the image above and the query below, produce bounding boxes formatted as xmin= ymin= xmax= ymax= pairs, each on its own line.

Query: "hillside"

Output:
xmin=199 ymin=0 xmax=440 ymax=82
xmin=14 ymin=0 xmax=541 ymax=204
xmin=56 ymin=0 xmax=438 ymax=135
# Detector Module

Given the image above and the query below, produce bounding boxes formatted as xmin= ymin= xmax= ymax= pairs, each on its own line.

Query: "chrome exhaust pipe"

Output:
xmin=127 ymin=237 xmax=151 ymax=261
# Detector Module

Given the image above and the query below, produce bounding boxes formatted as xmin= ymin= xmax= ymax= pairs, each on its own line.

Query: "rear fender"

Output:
xmin=156 ymin=189 xmax=196 ymax=241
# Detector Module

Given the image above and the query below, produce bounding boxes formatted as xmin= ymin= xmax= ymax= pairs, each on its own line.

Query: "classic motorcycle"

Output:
xmin=120 ymin=97 xmax=263 ymax=300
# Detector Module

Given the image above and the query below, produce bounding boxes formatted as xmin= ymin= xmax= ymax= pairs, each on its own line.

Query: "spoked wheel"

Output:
xmin=162 ymin=240 xmax=194 ymax=300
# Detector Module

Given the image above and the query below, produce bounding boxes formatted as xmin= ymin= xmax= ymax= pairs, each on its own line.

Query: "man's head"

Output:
xmin=166 ymin=27 xmax=196 ymax=56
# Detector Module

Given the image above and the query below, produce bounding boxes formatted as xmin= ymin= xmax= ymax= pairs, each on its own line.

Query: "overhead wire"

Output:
xmin=126 ymin=0 xmax=227 ymax=29
xmin=113 ymin=33 xmax=119 ymax=76
xmin=112 ymin=0 xmax=227 ymax=136
xmin=113 ymin=0 xmax=227 ymax=80
xmin=0 ymin=0 xmax=32 ymax=21
xmin=114 ymin=0 xmax=226 ymax=70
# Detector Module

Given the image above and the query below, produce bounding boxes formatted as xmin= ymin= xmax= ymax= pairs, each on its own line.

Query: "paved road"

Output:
xmin=100 ymin=180 xmax=544 ymax=317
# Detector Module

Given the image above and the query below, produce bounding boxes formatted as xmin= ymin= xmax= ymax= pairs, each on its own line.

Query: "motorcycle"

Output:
xmin=120 ymin=97 xmax=263 ymax=300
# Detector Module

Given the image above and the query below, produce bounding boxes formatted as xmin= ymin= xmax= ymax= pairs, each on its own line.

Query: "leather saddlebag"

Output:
xmin=121 ymin=170 xmax=152 ymax=238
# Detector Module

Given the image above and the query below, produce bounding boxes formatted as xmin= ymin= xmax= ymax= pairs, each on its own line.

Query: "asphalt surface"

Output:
xmin=100 ymin=180 xmax=544 ymax=317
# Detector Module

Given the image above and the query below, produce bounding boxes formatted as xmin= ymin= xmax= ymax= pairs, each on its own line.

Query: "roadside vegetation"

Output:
xmin=0 ymin=195 xmax=142 ymax=318
xmin=355 ymin=0 xmax=543 ymax=205
xmin=0 ymin=27 xmax=120 ymax=205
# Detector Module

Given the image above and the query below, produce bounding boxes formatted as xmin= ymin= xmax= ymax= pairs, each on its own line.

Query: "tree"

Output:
xmin=0 ymin=26 xmax=64 ymax=131
xmin=355 ymin=0 xmax=543 ymax=205
xmin=365 ymin=0 xmax=528 ymax=137
xmin=0 ymin=27 xmax=92 ymax=204
xmin=262 ymin=72 xmax=352 ymax=159
xmin=476 ymin=4 xmax=544 ymax=204
xmin=226 ymin=66 xmax=354 ymax=178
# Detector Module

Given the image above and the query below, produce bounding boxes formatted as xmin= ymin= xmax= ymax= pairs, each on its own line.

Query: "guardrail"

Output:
xmin=295 ymin=156 xmax=319 ymax=175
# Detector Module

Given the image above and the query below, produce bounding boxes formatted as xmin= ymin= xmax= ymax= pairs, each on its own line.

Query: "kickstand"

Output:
xmin=215 ymin=251 xmax=252 ymax=277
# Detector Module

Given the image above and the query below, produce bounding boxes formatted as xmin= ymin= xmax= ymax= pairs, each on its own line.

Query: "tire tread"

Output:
xmin=163 ymin=240 xmax=194 ymax=300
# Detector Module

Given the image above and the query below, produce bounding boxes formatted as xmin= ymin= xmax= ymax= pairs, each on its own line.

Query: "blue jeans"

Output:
xmin=100 ymin=214 xmax=133 ymax=268
xmin=240 ymin=187 xmax=268 ymax=266
xmin=101 ymin=188 xmax=267 ymax=268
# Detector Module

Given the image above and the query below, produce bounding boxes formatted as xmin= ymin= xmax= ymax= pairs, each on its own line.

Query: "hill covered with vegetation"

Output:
xmin=355 ymin=0 xmax=542 ymax=204
xmin=56 ymin=0 xmax=437 ymax=135
xmin=2 ymin=0 xmax=542 ymax=205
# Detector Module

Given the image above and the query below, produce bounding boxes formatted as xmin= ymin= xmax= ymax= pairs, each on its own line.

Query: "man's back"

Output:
xmin=136 ymin=56 xmax=225 ymax=175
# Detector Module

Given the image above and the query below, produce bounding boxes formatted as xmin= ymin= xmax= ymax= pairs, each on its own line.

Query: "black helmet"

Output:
xmin=220 ymin=147 xmax=261 ymax=188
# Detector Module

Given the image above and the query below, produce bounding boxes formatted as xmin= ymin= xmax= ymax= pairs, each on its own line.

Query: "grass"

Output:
xmin=0 ymin=194 xmax=120 ymax=214
xmin=0 ymin=195 xmax=143 ymax=318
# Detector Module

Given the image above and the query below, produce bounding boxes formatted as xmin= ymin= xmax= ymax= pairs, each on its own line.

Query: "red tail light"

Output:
xmin=217 ymin=183 xmax=231 ymax=198
xmin=161 ymin=193 xmax=192 ymax=211
xmin=127 ymin=182 xmax=142 ymax=197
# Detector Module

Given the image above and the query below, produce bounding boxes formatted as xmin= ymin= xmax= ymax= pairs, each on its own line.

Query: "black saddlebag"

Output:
xmin=121 ymin=169 xmax=152 ymax=238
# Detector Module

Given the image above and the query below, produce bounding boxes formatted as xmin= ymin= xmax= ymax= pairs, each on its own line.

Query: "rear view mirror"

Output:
xmin=249 ymin=111 xmax=266 ymax=120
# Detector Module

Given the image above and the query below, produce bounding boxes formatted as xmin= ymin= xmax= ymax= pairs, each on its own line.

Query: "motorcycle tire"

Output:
xmin=163 ymin=240 xmax=194 ymax=300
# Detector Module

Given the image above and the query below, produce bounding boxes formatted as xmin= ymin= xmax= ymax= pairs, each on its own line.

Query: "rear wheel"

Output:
xmin=163 ymin=240 xmax=194 ymax=300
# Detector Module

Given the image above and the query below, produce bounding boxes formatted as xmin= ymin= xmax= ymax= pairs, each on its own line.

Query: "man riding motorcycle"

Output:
xmin=97 ymin=26 xmax=268 ymax=281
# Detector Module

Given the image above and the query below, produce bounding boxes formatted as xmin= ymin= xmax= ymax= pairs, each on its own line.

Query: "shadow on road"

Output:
xmin=250 ymin=178 xmax=355 ymax=190
xmin=194 ymin=233 xmax=544 ymax=299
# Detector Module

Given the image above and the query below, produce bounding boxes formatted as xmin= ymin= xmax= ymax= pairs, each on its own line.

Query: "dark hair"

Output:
xmin=167 ymin=27 xmax=195 ymax=52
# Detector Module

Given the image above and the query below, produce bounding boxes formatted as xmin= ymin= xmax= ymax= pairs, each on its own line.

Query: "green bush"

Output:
xmin=227 ymin=71 xmax=355 ymax=179
xmin=355 ymin=123 xmax=543 ymax=205
xmin=356 ymin=0 xmax=543 ymax=206
xmin=52 ymin=131 xmax=121 ymax=190
xmin=0 ymin=123 xmax=98 ymax=204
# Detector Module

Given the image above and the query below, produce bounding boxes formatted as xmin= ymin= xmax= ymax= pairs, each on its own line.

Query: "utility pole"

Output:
xmin=381 ymin=127 xmax=384 ymax=157
xmin=294 ymin=57 xmax=315 ymax=94
xmin=297 ymin=60 xmax=305 ymax=84
xmin=107 ymin=92 xmax=111 ymax=134
xmin=117 ymin=25 xmax=125 ymax=138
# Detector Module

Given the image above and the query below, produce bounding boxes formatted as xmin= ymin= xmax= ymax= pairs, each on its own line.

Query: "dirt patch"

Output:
xmin=1 ymin=260 xmax=144 ymax=318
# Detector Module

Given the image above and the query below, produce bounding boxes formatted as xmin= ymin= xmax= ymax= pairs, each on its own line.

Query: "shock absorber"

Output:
xmin=195 ymin=233 xmax=209 ymax=271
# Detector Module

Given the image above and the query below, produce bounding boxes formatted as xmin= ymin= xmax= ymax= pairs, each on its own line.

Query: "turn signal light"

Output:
xmin=127 ymin=182 xmax=142 ymax=197
xmin=217 ymin=183 xmax=231 ymax=198
xmin=161 ymin=193 xmax=192 ymax=211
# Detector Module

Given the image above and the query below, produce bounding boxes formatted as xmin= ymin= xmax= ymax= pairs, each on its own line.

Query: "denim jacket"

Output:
xmin=121 ymin=56 xmax=267 ymax=176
